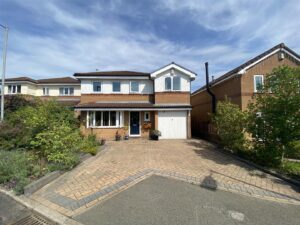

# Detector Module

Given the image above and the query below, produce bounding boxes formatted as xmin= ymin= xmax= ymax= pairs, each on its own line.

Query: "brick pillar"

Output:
xmin=154 ymin=111 xmax=158 ymax=129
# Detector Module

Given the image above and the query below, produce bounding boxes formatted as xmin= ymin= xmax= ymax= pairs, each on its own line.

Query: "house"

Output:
xmin=191 ymin=43 xmax=300 ymax=139
xmin=1 ymin=77 xmax=81 ymax=106
xmin=74 ymin=62 xmax=196 ymax=140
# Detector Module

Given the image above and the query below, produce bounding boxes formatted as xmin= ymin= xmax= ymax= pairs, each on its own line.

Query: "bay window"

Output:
xmin=87 ymin=111 xmax=122 ymax=128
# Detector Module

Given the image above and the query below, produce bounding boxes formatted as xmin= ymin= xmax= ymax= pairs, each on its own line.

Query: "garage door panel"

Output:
xmin=158 ymin=111 xmax=187 ymax=139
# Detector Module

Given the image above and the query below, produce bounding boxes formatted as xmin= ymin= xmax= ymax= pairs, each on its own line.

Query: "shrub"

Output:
xmin=81 ymin=134 xmax=99 ymax=155
xmin=213 ymin=98 xmax=248 ymax=153
xmin=247 ymin=66 xmax=300 ymax=166
xmin=30 ymin=123 xmax=81 ymax=169
xmin=5 ymin=95 xmax=39 ymax=113
xmin=0 ymin=151 xmax=31 ymax=194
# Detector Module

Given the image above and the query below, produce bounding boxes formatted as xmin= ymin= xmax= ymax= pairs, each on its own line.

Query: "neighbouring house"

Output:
xmin=191 ymin=43 xmax=300 ymax=139
xmin=74 ymin=62 xmax=196 ymax=140
xmin=0 ymin=77 xmax=81 ymax=106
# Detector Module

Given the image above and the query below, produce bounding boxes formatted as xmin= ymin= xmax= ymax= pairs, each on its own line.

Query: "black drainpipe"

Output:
xmin=205 ymin=62 xmax=216 ymax=113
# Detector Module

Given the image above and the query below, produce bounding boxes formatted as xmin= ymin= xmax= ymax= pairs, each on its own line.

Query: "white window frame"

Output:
xmin=112 ymin=81 xmax=121 ymax=93
xmin=254 ymin=75 xmax=264 ymax=93
xmin=93 ymin=81 xmax=102 ymax=93
xmin=130 ymin=81 xmax=140 ymax=93
xmin=87 ymin=111 xmax=122 ymax=128
xmin=144 ymin=111 xmax=150 ymax=121
xmin=8 ymin=84 xmax=21 ymax=94
xmin=42 ymin=87 xmax=50 ymax=96
xmin=164 ymin=76 xmax=181 ymax=91
xmin=59 ymin=87 xmax=74 ymax=96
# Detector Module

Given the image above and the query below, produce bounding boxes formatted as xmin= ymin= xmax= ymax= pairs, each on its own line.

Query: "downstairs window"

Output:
xmin=87 ymin=111 xmax=122 ymax=128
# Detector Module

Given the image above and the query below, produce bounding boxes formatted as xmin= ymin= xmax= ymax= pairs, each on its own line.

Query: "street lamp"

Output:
xmin=0 ymin=24 xmax=8 ymax=122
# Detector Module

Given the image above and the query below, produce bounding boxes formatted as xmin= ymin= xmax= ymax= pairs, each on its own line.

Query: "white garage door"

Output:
xmin=158 ymin=111 xmax=187 ymax=139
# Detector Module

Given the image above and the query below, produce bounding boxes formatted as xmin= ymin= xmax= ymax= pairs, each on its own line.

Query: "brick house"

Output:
xmin=191 ymin=43 xmax=300 ymax=138
xmin=74 ymin=63 xmax=196 ymax=140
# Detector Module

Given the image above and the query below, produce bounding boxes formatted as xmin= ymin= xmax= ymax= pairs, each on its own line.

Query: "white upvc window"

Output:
xmin=43 ymin=87 xmax=49 ymax=96
xmin=144 ymin=112 xmax=150 ymax=121
xmin=254 ymin=75 xmax=264 ymax=93
xmin=8 ymin=85 xmax=21 ymax=94
xmin=112 ymin=81 xmax=121 ymax=93
xmin=87 ymin=111 xmax=122 ymax=128
xmin=130 ymin=81 xmax=139 ymax=93
xmin=59 ymin=87 xmax=74 ymax=96
xmin=164 ymin=76 xmax=181 ymax=91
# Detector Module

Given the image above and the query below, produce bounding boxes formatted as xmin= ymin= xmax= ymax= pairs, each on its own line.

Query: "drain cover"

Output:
xmin=12 ymin=214 xmax=54 ymax=225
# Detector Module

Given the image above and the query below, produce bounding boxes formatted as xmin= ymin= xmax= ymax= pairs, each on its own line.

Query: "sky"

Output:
xmin=0 ymin=0 xmax=299 ymax=91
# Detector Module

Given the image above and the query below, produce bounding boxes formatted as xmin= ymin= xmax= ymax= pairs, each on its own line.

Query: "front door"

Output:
xmin=130 ymin=112 xmax=140 ymax=135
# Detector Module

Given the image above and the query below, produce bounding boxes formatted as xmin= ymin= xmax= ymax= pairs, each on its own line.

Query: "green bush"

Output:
xmin=81 ymin=134 xmax=99 ymax=155
xmin=247 ymin=66 xmax=300 ymax=166
xmin=213 ymin=98 xmax=248 ymax=153
xmin=0 ymin=151 xmax=31 ymax=194
xmin=30 ymin=123 xmax=81 ymax=169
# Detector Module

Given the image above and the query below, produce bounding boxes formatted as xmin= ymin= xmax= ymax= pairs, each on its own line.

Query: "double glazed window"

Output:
xmin=165 ymin=76 xmax=181 ymax=91
xmin=130 ymin=81 xmax=139 ymax=93
xmin=8 ymin=85 xmax=21 ymax=94
xmin=88 ymin=111 xmax=121 ymax=127
xmin=43 ymin=87 xmax=49 ymax=96
xmin=93 ymin=82 xmax=101 ymax=92
xmin=59 ymin=87 xmax=74 ymax=95
xmin=112 ymin=81 xmax=121 ymax=92
xmin=254 ymin=75 xmax=264 ymax=92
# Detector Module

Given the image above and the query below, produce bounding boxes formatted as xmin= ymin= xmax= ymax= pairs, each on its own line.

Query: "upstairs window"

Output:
xmin=165 ymin=76 xmax=181 ymax=91
xmin=8 ymin=85 xmax=21 ymax=94
xmin=59 ymin=87 xmax=74 ymax=96
xmin=130 ymin=81 xmax=139 ymax=93
xmin=254 ymin=75 xmax=264 ymax=92
xmin=43 ymin=87 xmax=49 ymax=96
xmin=112 ymin=81 xmax=121 ymax=92
xmin=173 ymin=77 xmax=181 ymax=91
xmin=165 ymin=77 xmax=172 ymax=90
xmin=93 ymin=82 xmax=101 ymax=92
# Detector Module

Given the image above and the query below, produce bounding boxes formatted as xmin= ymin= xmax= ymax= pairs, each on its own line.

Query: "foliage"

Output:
xmin=213 ymin=98 xmax=248 ymax=153
xmin=279 ymin=161 xmax=300 ymax=179
xmin=30 ymin=124 xmax=80 ymax=168
xmin=247 ymin=66 xmax=300 ymax=166
xmin=81 ymin=134 xmax=99 ymax=155
xmin=150 ymin=129 xmax=161 ymax=136
xmin=0 ymin=122 xmax=30 ymax=151
xmin=4 ymin=95 xmax=39 ymax=113
xmin=0 ymin=151 xmax=32 ymax=194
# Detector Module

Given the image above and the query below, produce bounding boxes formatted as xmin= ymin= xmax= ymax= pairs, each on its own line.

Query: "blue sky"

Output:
xmin=0 ymin=0 xmax=299 ymax=91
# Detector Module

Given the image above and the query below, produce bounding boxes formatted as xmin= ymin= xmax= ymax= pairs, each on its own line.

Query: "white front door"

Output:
xmin=158 ymin=111 xmax=187 ymax=139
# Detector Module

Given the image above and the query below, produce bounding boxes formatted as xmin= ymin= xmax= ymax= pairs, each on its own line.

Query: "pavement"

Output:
xmin=75 ymin=175 xmax=300 ymax=225
xmin=0 ymin=191 xmax=54 ymax=225
xmin=31 ymin=139 xmax=300 ymax=217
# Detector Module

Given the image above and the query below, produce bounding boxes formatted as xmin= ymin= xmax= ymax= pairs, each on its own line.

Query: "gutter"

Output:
xmin=205 ymin=62 xmax=216 ymax=113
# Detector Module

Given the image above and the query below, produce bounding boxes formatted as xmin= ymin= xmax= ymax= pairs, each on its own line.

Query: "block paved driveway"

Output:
xmin=31 ymin=139 xmax=300 ymax=217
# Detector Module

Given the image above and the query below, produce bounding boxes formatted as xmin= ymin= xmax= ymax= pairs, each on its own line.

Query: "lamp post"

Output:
xmin=0 ymin=24 xmax=8 ymax=122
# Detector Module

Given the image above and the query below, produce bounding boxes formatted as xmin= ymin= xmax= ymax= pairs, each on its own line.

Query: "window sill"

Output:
xmin=88 ymin=126 xmax=122 ymax=129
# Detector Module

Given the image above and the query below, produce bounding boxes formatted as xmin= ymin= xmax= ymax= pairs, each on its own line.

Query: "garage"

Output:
xmin=158 ymin=111 xmax=187 ymax=139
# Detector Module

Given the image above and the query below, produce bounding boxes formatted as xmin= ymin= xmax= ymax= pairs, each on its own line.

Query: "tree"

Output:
xmin=247 ymin=66 xmax=300 ymax=166
xmin=213 ymin=98 xmax=248 ymax=153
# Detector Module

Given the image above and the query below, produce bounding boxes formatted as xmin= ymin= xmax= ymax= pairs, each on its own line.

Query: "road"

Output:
xmin=75 ymin=175 xmax=300 ymax=225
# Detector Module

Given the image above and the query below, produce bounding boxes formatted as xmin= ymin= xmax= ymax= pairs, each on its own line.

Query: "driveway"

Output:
xmin=31 ymin=139 xmax=300 ymax=217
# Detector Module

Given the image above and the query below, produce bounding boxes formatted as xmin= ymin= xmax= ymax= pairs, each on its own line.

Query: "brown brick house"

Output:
xmin=74 ymin=63 xmax=196 ymax=140
xmin=191 ymin=43 xmax=300 ymax=138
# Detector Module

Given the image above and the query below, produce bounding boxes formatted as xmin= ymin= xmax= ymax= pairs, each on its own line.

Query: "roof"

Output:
xmin=4 ymin=77 xmax=37 ymax=83
xmin=151 ymin=62 xmax=197 ymax=80
xmin=37 ymin=77 xmax=79 ymax=84
xmin=74 ymin=71 xmax=150 ymax=77
xmin=75 ymin=102 xmax=192 ymax=109
xmin=3 ymin=76 xmax=79 ymax=84
xmin=192 ymin=43 xmax=300 ymax=95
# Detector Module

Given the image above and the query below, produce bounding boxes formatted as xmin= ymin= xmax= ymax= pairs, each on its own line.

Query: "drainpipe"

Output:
xmin=205 ymin=62 xmax=216 ymax=113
